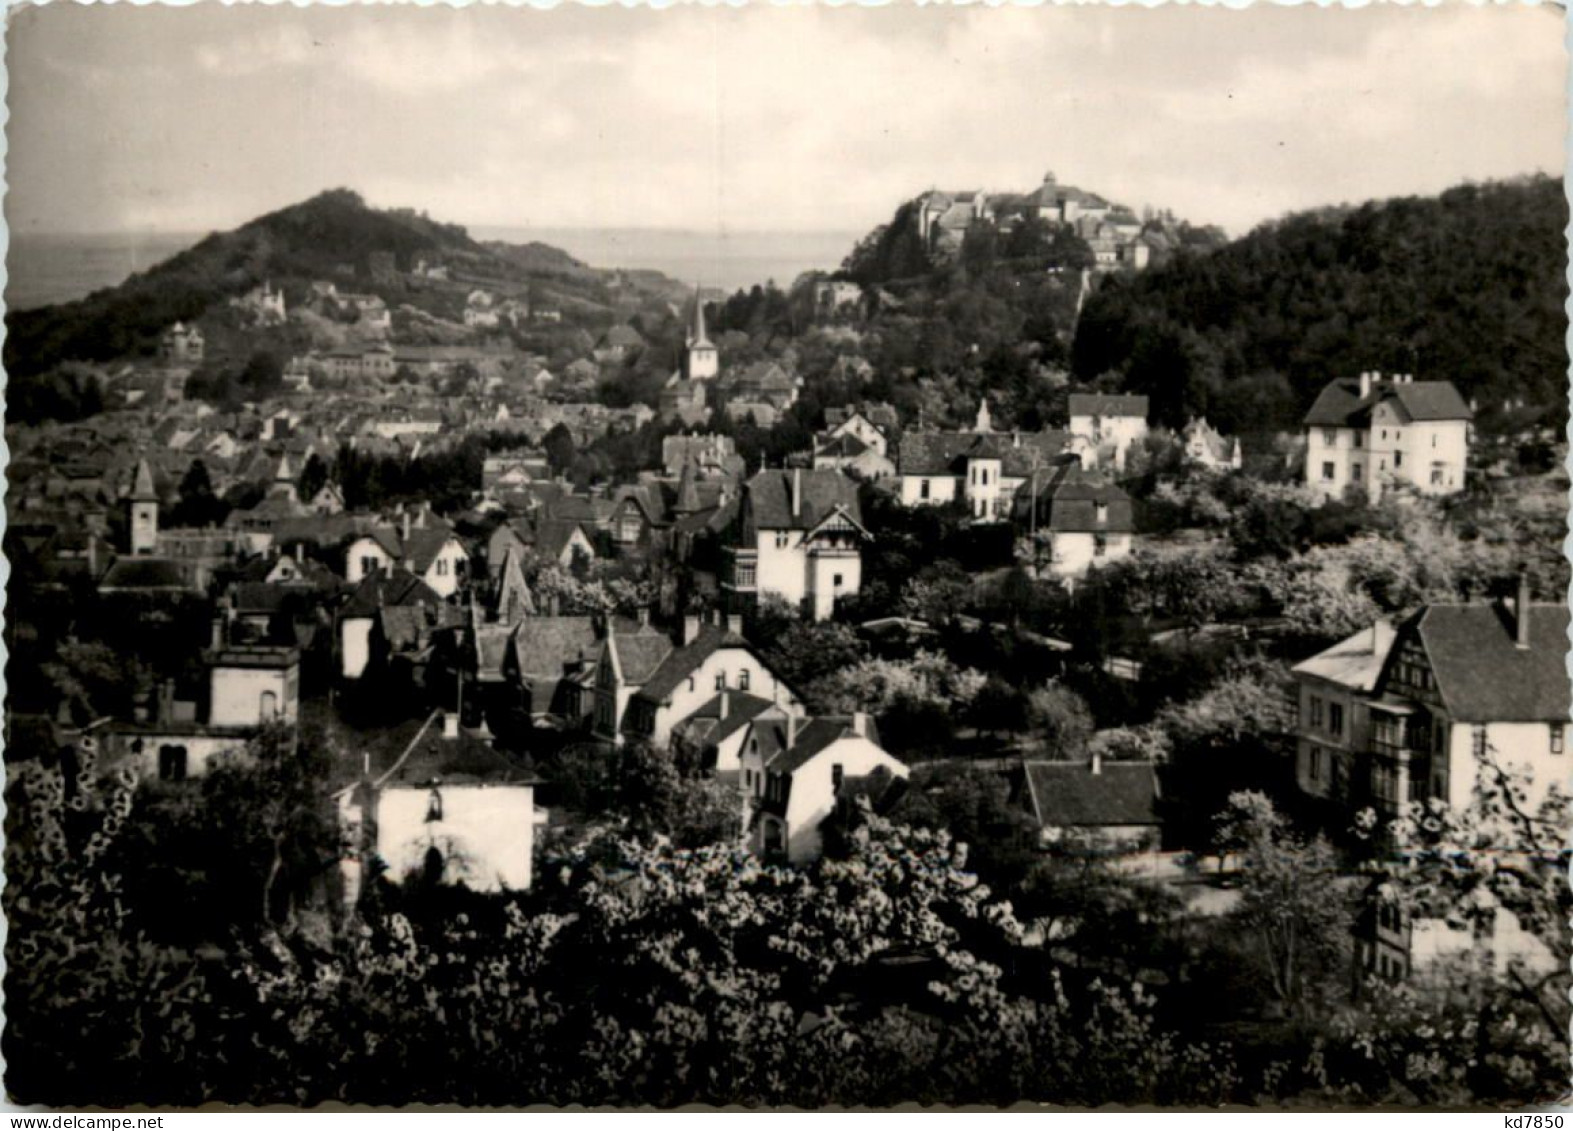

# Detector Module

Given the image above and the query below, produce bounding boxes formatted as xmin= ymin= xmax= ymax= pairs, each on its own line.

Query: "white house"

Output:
xmin=341 ymin=712 xmax=543 ymax=897
xmin=1068 ymin=393 xmax=1149 ymax=472
xmin=1291 ymin=573 xmax=1570 ymax=822
xmin=1303 ymin=371 xmax=1471 ymax=503
xmin=1182 ymin=417 xmax=1243 ymax=471
xmin=1015 ymin=464 xmax=1136 ymax=579
xmin=620 ymin=618 xmax=804 ymax=748
xmin=207 ymin=645 xmax=299 ymax=729
xmin=344 ymin=523 xmax=469 ymax=598
xmin=336 ymin=570 xmax=445 ymax=681
xmin=721 ymin=468 xmax=871 ymax=621
xmin=896 ymin=402 xmax=1081 ymax=521
xmin=739 ymin=713 xmax=908 ymax=864
xmin=1291 ymin=620 xmax=1396 ymax=804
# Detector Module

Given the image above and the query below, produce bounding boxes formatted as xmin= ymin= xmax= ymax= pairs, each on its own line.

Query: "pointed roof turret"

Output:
xmin=673 ymin=456 xmax=702 ymax=515
xmin=130 ymin=458 xmax=158 ymax=502
xmin=687 ymin=285 xmax=712 ymax=348
xmin=493 ymin=544 xmax=535 ymax=625
xmin=974 ymin=398 xmax=993 ymax=434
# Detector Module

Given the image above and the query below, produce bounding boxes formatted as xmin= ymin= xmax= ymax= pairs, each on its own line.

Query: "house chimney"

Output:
xmin=294 ymin=542 xmax=304 ymax=564
xmin=1090 ymin=749 xmax=1103 ymax=776
xmin=792 ymin=468 xmax=802 ymax=519
xmin=401 ymin=510 xmax=412 ymax=543
xmin=683 ymin=613 xmax=701 ymax=645
xmin=442 ymin=710 xmax=460 ymax=739
xmin=786 ymin=713 xmax=799 ymax=749
xmin=638 ymin=605 xmax=651 ymax=627
xmin=727 ymin=612 xmax=744 ymax=636
xmin=1358 ymin=371 xmax=1373 ymax=398
xmin=851 ymin=711 xmax=868 ymax=738
xmin=1515 ymin=566 xmax=1532 ymax=649
xmin=719 ymin=692 xmax=730 ymax=721
xmin=210 ymin=614 xmax=226 ymax=651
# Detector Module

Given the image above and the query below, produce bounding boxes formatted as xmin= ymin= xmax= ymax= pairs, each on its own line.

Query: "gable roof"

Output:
xmin=1292 ymin=621 xmax=1396 ymax=691
xmin=759 ymin=716 xmax=885 ymax=776
xmin=631 ymin=623 xmax=758 ymax=706
xmin=403 ymin=528 xmax=463 ymax=575
xmin=744 ymin=468 xmax=863 ymax=531
xmin=507 ymin=616 xmax=600 ymax=680
xmin=1068 ymin=394 xmax=1149 ymax=419
xmin=98 ymin=557 xmax=191 ymax=592
xmin=341 ymin=569 xmax=443 ymax=617
xmin=1303 ymin=377 xmax=1473 ymax=428
xmin=1028 ymin=466 xmax=1135 ymax=533
xmin=680 ymin=691 xmax=781 ymax=747
xmin=1392 ymin=602 xmax=1570 ymax=722
xmin=608 ymin=626 xmax=676 ymax=686
xmin=1019 ymin=760 xmax=1161 ymax=827
xmin=898 ymin=430 xmax=1073 ymax=479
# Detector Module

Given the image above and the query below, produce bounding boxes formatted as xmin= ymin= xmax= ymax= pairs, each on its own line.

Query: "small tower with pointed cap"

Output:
xmin=129 ymin=458 xmax=159 ymax=556
xmin=673 ymin=456 xmax=703 ymax=516
xmin=974 ymin=398 xmax=993 ymax=434
xmin=682 ymin=286 xmax=719 ymax=382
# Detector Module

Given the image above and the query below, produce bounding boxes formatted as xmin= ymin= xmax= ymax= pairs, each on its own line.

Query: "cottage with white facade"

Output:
xmin=1303 ymin=371 xmax=1471 ymax=502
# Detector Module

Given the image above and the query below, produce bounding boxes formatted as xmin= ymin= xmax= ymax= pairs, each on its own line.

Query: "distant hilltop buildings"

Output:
xmin=914 ymin=171 xmax=1187 ymax=272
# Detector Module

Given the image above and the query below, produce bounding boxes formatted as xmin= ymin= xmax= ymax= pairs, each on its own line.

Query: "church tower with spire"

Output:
xmin=682 ymin=287 xmax=719 ymax=382
xmin=129 ymin=458 xmax=159 ymax=556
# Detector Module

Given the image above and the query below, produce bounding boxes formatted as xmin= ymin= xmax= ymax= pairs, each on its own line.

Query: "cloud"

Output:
xmin=4 ymin=3 xmax=1564 ymax=239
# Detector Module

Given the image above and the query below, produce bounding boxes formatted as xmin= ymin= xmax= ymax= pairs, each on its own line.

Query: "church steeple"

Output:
xmin=128 ymin=458 xmax=159 ymax=556
xmin=682 ymin=285 xmax=719 ymax=382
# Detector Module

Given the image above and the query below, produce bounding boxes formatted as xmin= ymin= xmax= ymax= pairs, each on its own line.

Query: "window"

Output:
xmin=260 ymin=690 xmax=279 ymax=721
xmin=1094 ymin=534 xmax=1108 ymax=558
xmin=1321 ymin=462 xmax=1336 ymax=482
xmin=920 ymin=479 xmax=931 ymax=500
xmin=1354 ymin=432 xmax=1364 ymax=449
xmin=157 ymin=745 xmax=188 ymax=783
xmin=1394 ymin=451 xmax=1403 ymax=469
xmin=1323 ymin=429 xmax=1337 ymax=446
xmin=1430 ymin=469 xmax=1444 ymax=486
xmin=739 ymin=670 xmax=751 ymax=691
xmin=361 ymin=555 xmax=379 ymax=577
xmin=436 ymin=558 xmax=449 ymax=577
xmin=1379 ymin=459 xmax=1386 ymax=471
xmin=425 ymin=788 xmax=444 ymax=823
xmin=775 ymin=532 xmax=790 ymax=549
xmin=1309 ymin=745 xmax=1322 ymax=782
xmin=1552 ymin=724 xmax=1565 ymax=755
xmin=1309 ymin=696 xmax=1323 ymax=728
xmin=1473 ymin=725 xmax=1488 ymax=759
xmin=688 ymin=676 xmax=695 ymax=692
xmin=1329 ymin=703 xmax=1345 ymax=738
xmin=1394 ymin=431 xmax=1401 ymax=442
xmin=1432 ymin=434 xmax=1438 ymax=448
xmin=1380 ymin=429 xmax=1387 ymax=441
xmin=715 ymin=672 xmax=727 ymax=691
xmin=833 ymin=573 xmax=844 ymax=588
xmin=1352 ymin=463 xmax=1364 ymax=483
xmin=831 ymin=764 xmax=844 ymax=791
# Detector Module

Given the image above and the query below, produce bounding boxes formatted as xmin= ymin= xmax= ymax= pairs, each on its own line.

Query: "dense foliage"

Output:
xmin=1073 ymin=176 xmax=1569 ymax=432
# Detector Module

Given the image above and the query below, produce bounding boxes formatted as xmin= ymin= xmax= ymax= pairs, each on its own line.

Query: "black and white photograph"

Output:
xmin=1 ymin=0 xmax=1569 ymax=1111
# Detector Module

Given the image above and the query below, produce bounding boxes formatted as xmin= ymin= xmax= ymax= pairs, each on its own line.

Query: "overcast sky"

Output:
xmin=6 ymin=3 xmax=1566 ymax=240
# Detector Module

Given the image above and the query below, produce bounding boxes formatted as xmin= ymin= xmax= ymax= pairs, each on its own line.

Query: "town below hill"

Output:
xmin=5 ymin=172 xmax=1569 ymax=1108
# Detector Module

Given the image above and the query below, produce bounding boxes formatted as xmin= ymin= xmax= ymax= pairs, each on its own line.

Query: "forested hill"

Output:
xmin=1071 ymin=175 xmax=1569 ymax=434
xmin=3 ymin=189 xmax=687 ymax=380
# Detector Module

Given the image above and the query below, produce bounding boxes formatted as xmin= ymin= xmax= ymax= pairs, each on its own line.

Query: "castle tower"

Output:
xmin=129 ymin=458 xmax=159 ymax=556
xmin=683 ymin=287 xmax=719 ymax=382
